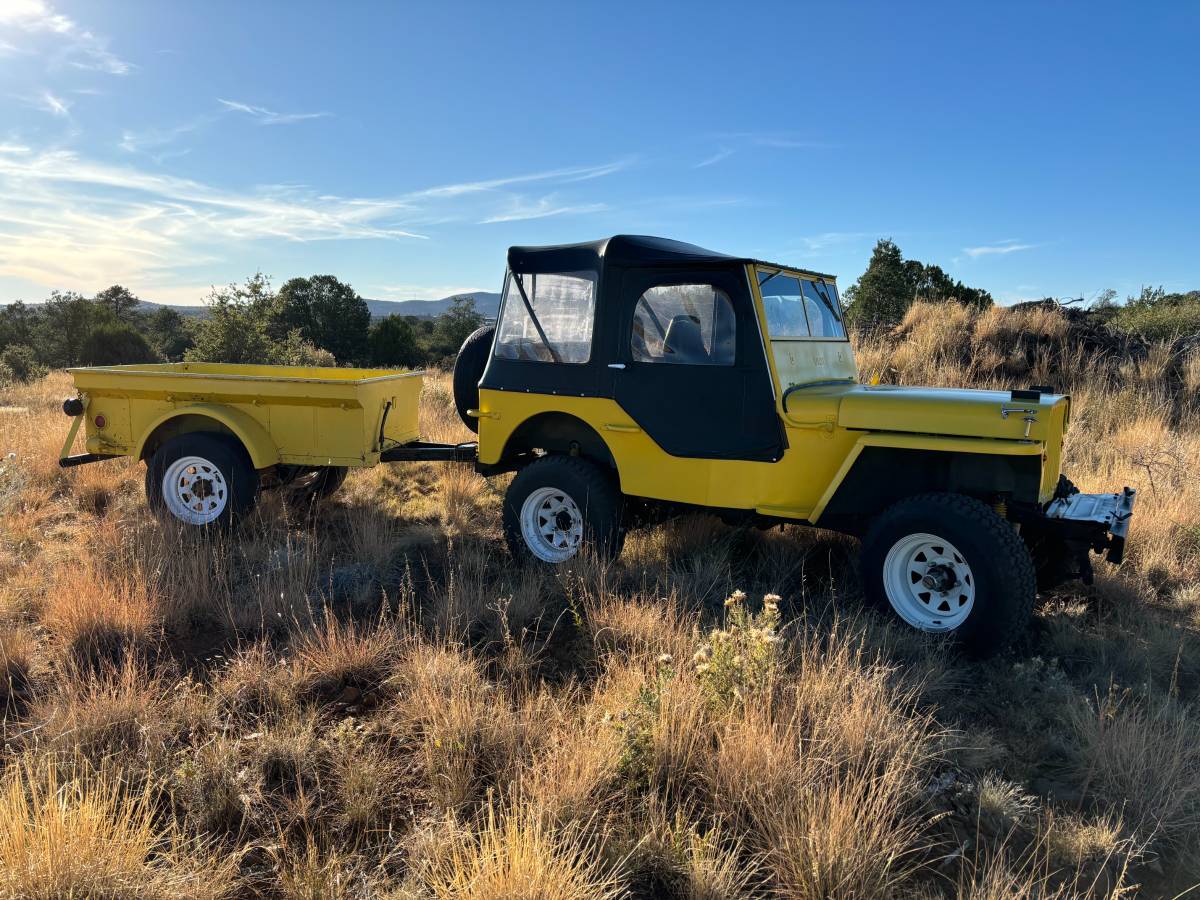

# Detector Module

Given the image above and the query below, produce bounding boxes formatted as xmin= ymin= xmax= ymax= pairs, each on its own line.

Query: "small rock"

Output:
xmin=326 ymin=563 xmax=381 ymax=609
xmin=335 ymin=685 xmax=361 ymax=705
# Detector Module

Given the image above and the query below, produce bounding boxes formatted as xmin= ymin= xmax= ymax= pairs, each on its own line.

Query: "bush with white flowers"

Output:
xmin=692 ymin=590 xmax=783 ymax=709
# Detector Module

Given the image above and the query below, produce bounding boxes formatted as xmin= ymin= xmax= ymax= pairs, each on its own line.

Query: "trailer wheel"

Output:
xmin=452 ymin=325 xmax=495 ymax=433
xmin=503 ymin=455 xmax=624 ymax=564
xmin=860 ymin=492 xmax=1036 ymax=656
xmin=145 ymin=433 xmax=258 ymax=528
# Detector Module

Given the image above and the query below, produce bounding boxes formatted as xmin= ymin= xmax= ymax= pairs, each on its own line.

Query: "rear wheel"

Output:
xmin=145 ymin=433 xmax=258 ymax=528
xmin=861 ymin=493 xmax=1036 ymax=655
xmin=503 ymin=456 xmax=624 ymax=564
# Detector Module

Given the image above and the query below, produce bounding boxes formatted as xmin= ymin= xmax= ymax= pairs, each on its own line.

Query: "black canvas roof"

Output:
xmin=506 ymin=234 xmax=836 ymax=281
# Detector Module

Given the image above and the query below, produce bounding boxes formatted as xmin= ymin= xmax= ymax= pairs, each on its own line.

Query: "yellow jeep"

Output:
xmin=457 ymin=235 xmax=1134 ymax=652
xmin=61 ymin=235 xmax=1135 ymax=653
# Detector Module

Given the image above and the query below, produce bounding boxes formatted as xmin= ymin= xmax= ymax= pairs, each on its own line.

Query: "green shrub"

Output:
xmin=78 ymin=324 xmax=156 ymax=366
xmin=1110 ymin=300 xmax=1200 ymax=341
xmin=0 ymin=344 xmax=47 ymax=383
xmin=271 ymin=329 xmax=337 ymax=367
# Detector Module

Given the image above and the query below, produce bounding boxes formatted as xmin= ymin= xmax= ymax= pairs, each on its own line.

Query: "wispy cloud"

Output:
xmin=962 ymin=239 xmax=1037 ymax=258
xmin=120 ymin=116 xmax=214 ymax=154
xmin=0 ymin=147 xmax=628 ymax=296
xmin=0 ymin=149 xmax=428 ymax=293
xmin=0 ymin=0 xmax=131 ymax=75
xmin=795 ymin=231 xmax=877 ymax=253
xmin=694 ymin=147 xmax=734 ymax=168
xmin=122 ymin=99 xmax=334 ymax=158
xmin=480 ymin=195 xmax=608 ymax=224
xmin=691 ymin=133 xmax=831 ymax=170
xmin=37 ymin=90 xmax=70 ymax=117
xmin=710 ymin=131 xmax=835 ymax=150
xmin=411 ymin=159 xmax=634 ymax=200
xmin=217 ymin=98 xmax=330 ymax=126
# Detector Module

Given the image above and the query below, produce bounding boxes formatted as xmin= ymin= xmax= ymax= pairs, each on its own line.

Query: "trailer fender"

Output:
xmin=135 ymin=404 xmax=280 ymax=469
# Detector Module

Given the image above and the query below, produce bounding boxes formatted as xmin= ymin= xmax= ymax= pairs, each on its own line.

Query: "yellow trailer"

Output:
xmin=60 ymin=362 xmax=473 ymax=526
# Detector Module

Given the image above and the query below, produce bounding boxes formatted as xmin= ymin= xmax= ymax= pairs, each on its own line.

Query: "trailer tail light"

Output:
xmin=94 ymin=414 xmax=106 ymax=429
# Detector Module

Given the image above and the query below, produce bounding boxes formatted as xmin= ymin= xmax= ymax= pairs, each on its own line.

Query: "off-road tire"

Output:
xmin=861 ymin=492 xmax=1036 ymax=656
xmin=145 ymin=432 xmax=258 ymax=529
xmin=452 ymin=325 xmax=496 ymax=433
xmin=503 ymin=455 xmax=625 ymax=564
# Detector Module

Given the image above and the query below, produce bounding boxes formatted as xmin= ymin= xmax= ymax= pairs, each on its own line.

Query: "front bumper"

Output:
xmin=1044 ymin=487 xmax=1137 ymax=565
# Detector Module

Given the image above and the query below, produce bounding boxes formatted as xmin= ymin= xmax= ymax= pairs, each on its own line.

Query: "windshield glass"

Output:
xmin=494 ymin=270 xmax=596 ymax=363
xmin=800 ymin=279 xmax=847 ymax=338
xmin=757 ymin=270 xmax=810 ymax=338
xmin=757 ymin=268 xmax=847 ymax=340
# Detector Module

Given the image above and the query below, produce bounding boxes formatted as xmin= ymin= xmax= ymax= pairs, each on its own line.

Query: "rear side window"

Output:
xmin=495 ymin=271 xmax=596 ymax=363
xmin=631 ymin=284 xmax=735 ymax=366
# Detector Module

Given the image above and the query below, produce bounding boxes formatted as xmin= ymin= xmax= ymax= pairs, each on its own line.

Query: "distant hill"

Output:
xmin=364 ymin=291 xmax=501 ymax=318
xmin=133 ymin=291 xmax=501 ymax=320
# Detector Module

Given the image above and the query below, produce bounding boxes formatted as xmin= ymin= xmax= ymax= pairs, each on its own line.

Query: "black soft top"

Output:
xmin=506 ymin=234 xmax=836 ymax=281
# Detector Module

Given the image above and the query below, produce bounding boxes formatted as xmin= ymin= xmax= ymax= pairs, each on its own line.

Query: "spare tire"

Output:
xmin=452 ymin=325 xmax=495 ymax=433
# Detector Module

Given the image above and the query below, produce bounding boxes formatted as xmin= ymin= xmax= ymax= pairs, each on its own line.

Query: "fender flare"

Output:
xmin=500 ymin=411 xmax=617 ymax=471
xmin=135 ymin=403 xmax=279 ymax=469
xmin=811 ymin=432 xmax=1044 ymax=525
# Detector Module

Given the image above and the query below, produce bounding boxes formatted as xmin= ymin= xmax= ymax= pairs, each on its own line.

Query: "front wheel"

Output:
xmin=860 ymin=493 xmax=1036 ymax=655
xmin=503 ymin=456 xmax=624 ymax=564
xmin=145 ymin=433 xmax=258 ymax=528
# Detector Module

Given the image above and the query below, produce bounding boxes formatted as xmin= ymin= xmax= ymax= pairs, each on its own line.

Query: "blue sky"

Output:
xmin=0 ymin=0 xmax=1196 ymax=307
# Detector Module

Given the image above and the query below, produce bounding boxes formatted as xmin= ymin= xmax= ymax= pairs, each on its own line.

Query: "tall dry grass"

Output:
xmin=0 ymin=756 xmax=234 ymax=898
xmin=0 ymin=304 xmax=1197 ymax=896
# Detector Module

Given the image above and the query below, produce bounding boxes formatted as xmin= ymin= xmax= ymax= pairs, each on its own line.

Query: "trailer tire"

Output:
xmin=503 ymin=455 xmax=624 ymax=564
xmin=145 ymin=432 xmax=258 ymax=528
xmin=452 ymin=325 xmax=495 ymax=433
xmin=861 ymin=492 xmax=1036 ymax=656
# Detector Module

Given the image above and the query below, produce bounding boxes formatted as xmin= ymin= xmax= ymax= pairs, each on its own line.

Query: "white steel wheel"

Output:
xmin=882 ymin=532 xmax=976 ymax=632
xmin=520 ymin=486 xmax=584 ymax=563
xmin=162 ymin=455 xmax=229 ymax=525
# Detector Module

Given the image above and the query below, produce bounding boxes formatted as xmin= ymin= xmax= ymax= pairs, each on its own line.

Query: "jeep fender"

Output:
xmin=499 ymin=412 xmax=616 ymax=470
xmin=811 ymin=432 xmax=1043 ymax=531
xmin=136 ymin=403 xmax=279 ymax=470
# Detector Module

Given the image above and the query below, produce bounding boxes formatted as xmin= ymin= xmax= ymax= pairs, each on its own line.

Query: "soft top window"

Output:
xmin=494 ymin=270 xmax=596 ymax=364
xmin=632 ymin=284 xmax=735 ymax=366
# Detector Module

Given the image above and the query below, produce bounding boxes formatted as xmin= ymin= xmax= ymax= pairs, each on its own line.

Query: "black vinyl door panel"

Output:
xmin=611 ymin=267 xmax=784 ymax=462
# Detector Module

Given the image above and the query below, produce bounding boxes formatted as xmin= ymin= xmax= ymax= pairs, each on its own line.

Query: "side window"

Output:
xmin=757 ymin=270 xmax=811 ymax=338
xmin=800 ymin=279 xmax=847 ymax=339
xmin=495 ymin=271 xmax=596 ymax=363
xmin=631 ymin=284 xmax=735 ymax=366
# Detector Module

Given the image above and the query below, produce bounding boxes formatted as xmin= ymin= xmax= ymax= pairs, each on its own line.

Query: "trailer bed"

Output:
xmin=66 ymin=361 xmax=424 ymax=468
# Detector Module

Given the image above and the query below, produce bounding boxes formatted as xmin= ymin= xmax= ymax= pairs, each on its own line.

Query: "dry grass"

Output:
xmin=0 ymin=756 xmax=234 ymax=899
xmin=1 ymin=306 xmax=1198 ymax=896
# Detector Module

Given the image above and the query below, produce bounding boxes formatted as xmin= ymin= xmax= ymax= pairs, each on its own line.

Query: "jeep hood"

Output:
xmin=833 ymin=385 xmax=1069 ymax=442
